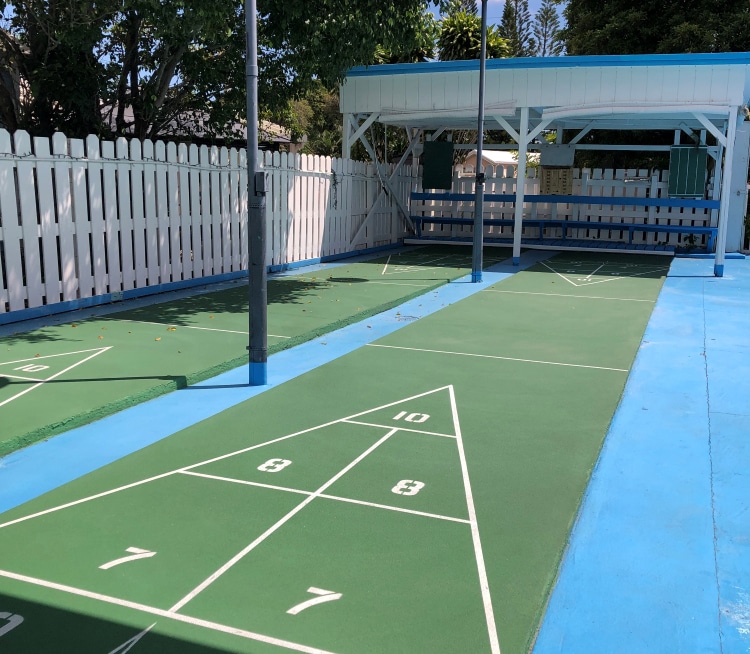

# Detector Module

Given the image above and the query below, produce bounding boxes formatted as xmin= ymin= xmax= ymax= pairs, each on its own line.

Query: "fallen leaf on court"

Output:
xmin=367 ymin=325 xmax=372 ymax=329
xmin=101 ymin=327 xmax=107 ymax=330
xmin=167 ymin=327 xmax=177 ymax=331
xmin=98 ymin=336 xmax=104 ymax=340
xmin=35 ymin=353 xmax=40 ymax=357
xmin=71 ymin=324 xmax=77 ymax=328
xmin=209 ymin=315 xmax=214 ymax=319
xmin=155 ymin=337 xmax=161 ymax=341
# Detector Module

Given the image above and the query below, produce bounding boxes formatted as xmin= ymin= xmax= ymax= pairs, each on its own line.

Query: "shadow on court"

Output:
xmin=0 ymin=591 xmax=237 ymax=653
xmin=114 ymin=278 xmax=334 ymax=328
xmin=1 ymin=375 xmax=190 ymax=388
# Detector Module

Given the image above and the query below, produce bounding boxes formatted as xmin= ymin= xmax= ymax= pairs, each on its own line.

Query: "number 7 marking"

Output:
xmin=99 ymin=547 xmax=157 ymax=570
xmin=286 ymin=587 xmax=342 ymax=615
xmin=0 ymin=612 xmax=23 ymax=638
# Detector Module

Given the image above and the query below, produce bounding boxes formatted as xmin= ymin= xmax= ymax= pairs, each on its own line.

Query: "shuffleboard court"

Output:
xmin=0 ymin=252 xmax=668 ymax=652
xmin=0 ymin=246 xmax=506 ymax=456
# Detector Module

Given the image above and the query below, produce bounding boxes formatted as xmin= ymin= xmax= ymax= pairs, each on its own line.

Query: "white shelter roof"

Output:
xmin=341 ymin=52 xmax=750 ymax=134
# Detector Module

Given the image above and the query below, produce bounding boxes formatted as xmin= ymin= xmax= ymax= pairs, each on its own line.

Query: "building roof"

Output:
xmin=340 ymin=52 xmax=750 ymax=135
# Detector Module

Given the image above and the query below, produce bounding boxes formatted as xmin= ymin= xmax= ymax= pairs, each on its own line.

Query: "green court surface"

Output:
xmin=0 ymin=252 xmax=669 ymax=653
xmin=0 ymin=247 xmax=507 ymax=456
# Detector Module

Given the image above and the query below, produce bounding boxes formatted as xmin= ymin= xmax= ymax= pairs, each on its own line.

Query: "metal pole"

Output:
xmin=246 ymin=0 xmax=267 ymax=385
xmin=472 ymin=0 xmax=489 ymax=283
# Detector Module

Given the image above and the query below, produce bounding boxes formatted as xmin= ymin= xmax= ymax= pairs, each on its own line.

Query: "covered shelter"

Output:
xmin=340 ymin=52 xmax=750 ymax=276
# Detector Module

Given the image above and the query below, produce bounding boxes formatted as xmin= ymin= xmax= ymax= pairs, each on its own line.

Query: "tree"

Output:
xmin=500 ymin=0 xmax=536 ymax=58
xmin=437 ymin=4 xmax=508 ymax=61
xmin=439 ymin=0 xmax=477 ymax=15
xmin=0 ymin=0 xmax=440 ymax=139
xmin=561 ymin=0 xmax=750 ymax=56
xmin=1 ymin=1 xmax=115 ymax=136
xmin=533 ymin=0 xmax=564 ymax=57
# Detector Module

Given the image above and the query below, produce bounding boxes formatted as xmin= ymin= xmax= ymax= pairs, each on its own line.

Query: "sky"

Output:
xmin=430 ymin=0 xmax=546 ymax=24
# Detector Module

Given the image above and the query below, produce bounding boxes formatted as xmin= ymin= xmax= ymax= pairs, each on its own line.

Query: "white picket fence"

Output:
xmin=0 ymin=128 xmax=718 ymax=318
xmin=0 ymin=129 xmax=417 ymax=315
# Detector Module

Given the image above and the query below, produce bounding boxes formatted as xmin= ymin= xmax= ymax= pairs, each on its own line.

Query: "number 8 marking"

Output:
xmin=257 ymin=458 xmax=292 ymax=473
xmin=392 ymin=480 xmax=425 ymax=496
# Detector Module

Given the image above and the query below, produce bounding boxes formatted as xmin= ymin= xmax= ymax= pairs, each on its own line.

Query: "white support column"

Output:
xmin=715 ymin=106 xmax=740 ymax=277
xmin=342 ymin=113 xmax=353 ymax=158
xmin=512 ymin=106 xmax=530 ymax=265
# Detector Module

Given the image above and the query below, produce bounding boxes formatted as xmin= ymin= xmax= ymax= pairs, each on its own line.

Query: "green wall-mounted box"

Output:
xmin=668 ymin=145 xmax=708 ymax=198
xmin=422 ymin=141 xmax=454 ymax=190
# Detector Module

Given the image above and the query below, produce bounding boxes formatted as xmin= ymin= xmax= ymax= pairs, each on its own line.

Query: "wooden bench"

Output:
xmin=409 ymin=192 xmax=720 ymax=253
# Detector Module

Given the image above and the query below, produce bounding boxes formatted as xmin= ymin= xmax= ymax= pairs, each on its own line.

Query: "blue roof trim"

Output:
xmin=347 ymin=52 xmax=750 ymax=78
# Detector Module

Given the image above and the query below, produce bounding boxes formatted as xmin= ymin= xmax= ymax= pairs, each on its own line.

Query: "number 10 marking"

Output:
xmin=286 ymin=587 xmax=342 ymax=615
xmin=393 ymin=411 xmax=430 ymax=423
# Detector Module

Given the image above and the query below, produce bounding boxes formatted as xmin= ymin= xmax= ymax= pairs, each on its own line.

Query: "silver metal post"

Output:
xmin=472 ymin=0 xmax=489 ymax=283
xmin=246 ymin=0 xmax=267 ymax=384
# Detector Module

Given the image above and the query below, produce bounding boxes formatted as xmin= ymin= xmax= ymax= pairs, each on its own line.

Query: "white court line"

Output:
xmin=584 ymin=263 xmax=605 ymax=280
xmin=0 ymin=470 xmax=180 ymax=530
xmin=0 ymin=347 xmax=113 ymax=409
xmin=0 ymin=387 xmax=454 ymax=530
xmin=539 ymin=260 xmax=669 ymax=287
xmin=365 ymin=282 xmax=432 ymax=287
xmin=0 ymin=569 xmax=336 ymax=654
xmin=181 ymin=470 xmax=311 ymax=496
xmin=0 ymin=373 xmax=45 ymax=382
xmin=112 ymin=319 xmax=291 ymax=339
xmin=381 ymin=254 xmax=391 ymax=275
xmin=169 ymin=428 xmax=399 ymax=612
xmin=342 ymin=419 xmax=456 ymax=438
xmin=449 ymin=386 xmax=501 ymax=654
xmin=481 ymin=290 xmax=655 ymax=303
xmin=180 ymin=471 xmax=470 ymax=525
xmin=367 ymin=344 xmax=628 ymax=372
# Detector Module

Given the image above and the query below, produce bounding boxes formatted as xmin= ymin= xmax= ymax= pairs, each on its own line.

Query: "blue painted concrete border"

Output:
xmin=0 ymin=250 xmax=553 ymax=514
xmin=533 ymin=257 xmax=750 ymax=653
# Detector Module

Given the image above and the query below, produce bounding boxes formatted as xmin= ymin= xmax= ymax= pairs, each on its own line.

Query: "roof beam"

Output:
xmin=569 ymin=123 xmax=594 ymax=144
xmin=492 ymin=115 xmax=520 ymax=143
xmin=691 ymin=111 xmax=727 ymax=147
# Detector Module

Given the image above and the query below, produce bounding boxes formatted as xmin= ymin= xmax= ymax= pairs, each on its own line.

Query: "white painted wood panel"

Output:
xmin=0 ymin=130 xmax=24 ymax=311
xmin=115 ymin=137 xmax=136 ymax=291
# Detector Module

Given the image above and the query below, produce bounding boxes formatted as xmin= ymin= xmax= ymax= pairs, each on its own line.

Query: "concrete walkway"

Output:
xmin=533 ymin=257 xmax=750 ymax=654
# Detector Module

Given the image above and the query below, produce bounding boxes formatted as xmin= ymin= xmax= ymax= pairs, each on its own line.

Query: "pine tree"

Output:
xmin=440 ymin=0 xmax=478 ymax=15
xmin=533 ymin=0 xmax=564 ymax=56
xmin=500 ymin=0 xmax=537 ymax=58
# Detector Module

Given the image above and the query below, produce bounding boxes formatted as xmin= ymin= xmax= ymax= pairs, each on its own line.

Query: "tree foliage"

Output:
xmin=437 ymin=3 xmax=508 ymax=61
xmin=500 ymin=0 xmax=536 ymax=58
xmin=0 ymin=0 xmax=440 ymax=139
xmin=533 ymin=0 xmax=564 ymax=57
xmin=561 ymin=0 xmax=750 ymax=55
